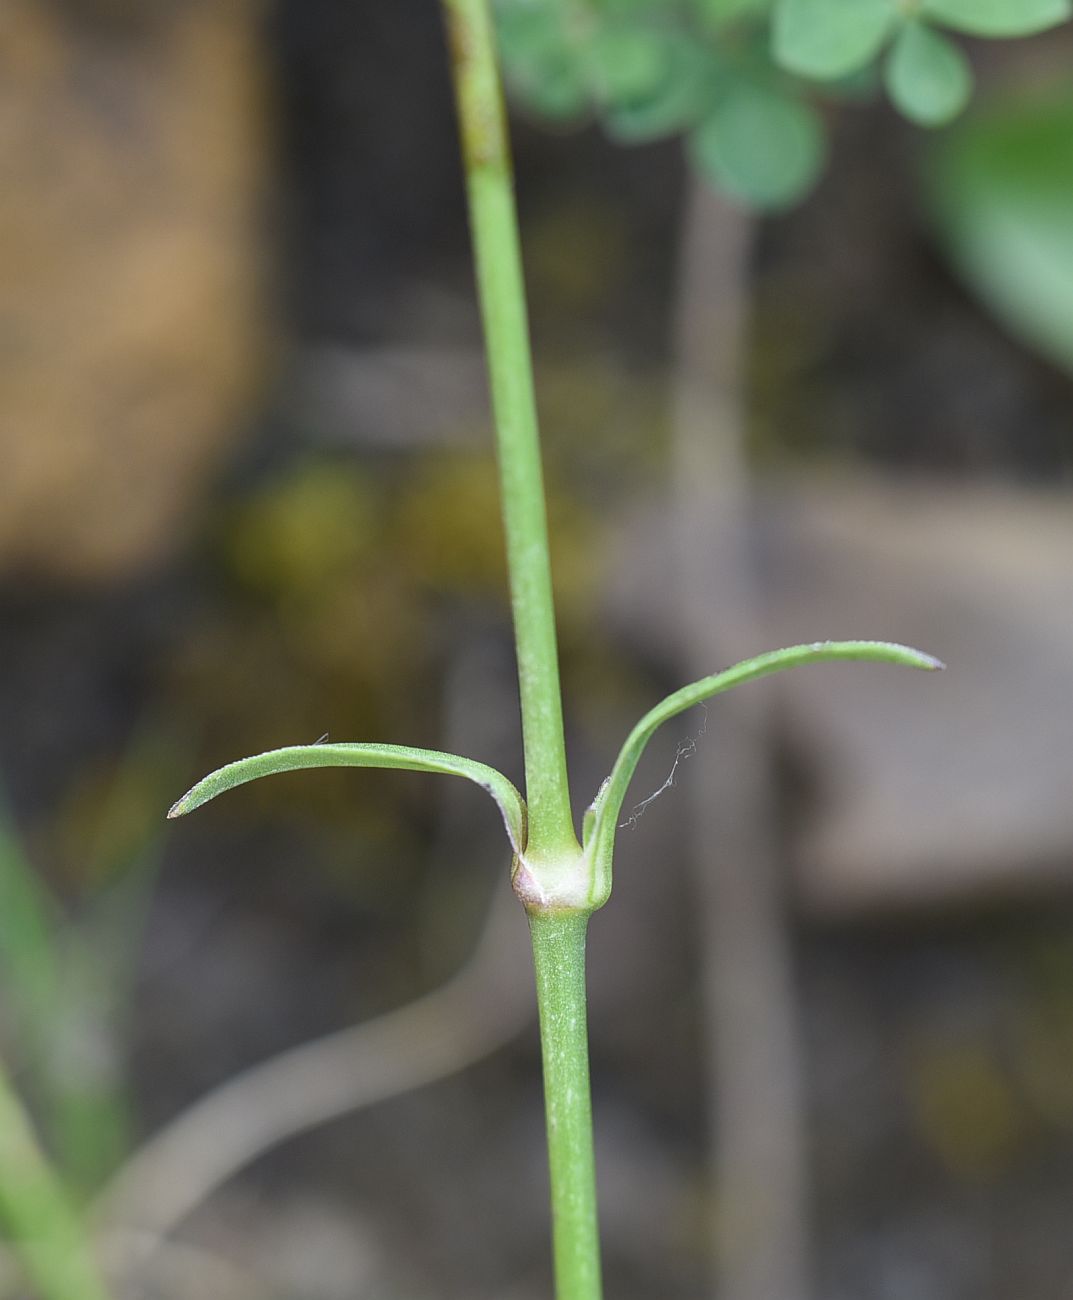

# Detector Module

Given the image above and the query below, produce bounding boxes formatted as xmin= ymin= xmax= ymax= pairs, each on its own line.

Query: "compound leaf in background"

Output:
xmin=773 ymin=0 xmax=898 ymax=79
xmin=689 ymin=82 xmax=825 ymax=208
xmin=926 ymin=93 xmax=1073 ymax=375
xmin=920 ymin=0 xmax=1071 ymax=37
xmin=885 ymin=22 xmax=972 ymax=127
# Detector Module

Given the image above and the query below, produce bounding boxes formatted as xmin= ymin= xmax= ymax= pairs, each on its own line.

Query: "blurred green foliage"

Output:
xmin=0 ymin=739 xmax=178 ymax=1197
xmin=927 ymin=91 xmax=1073 ymax=375
xmin=494 ymin=0 xmax=1070 ymax=207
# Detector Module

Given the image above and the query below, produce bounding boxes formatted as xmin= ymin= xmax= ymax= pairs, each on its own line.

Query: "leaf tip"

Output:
xmin=167 ymin=788 xmax=200 ymax=819
xmin=849 ymin=640 xmax=946 ymax=672
xmin=892 ymin=644 xmax=945 ymax=671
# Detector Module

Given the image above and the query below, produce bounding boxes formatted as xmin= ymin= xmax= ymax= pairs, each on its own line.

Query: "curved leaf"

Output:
xmin=585 ymin=640 xmax=942 ymax=898
xmin=169 ymin=743 xmax=527 ymax=856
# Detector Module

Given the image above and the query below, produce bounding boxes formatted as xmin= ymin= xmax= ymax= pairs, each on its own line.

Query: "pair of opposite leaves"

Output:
xmin=169 ymin=640 xmax=942 ymax=912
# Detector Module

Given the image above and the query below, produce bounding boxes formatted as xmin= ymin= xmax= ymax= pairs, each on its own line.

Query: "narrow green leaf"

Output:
xmin=689 ymin=84 xmax=825 ymax=209
xmin=921 ymin=0 xmax=1071 ymax=37
xmin=773 ymin=0 xmax=898 ymax=79
xmin=885 ymin=22 xmax=973 ymax=127
xmin=169 ymin=743 xmax=527 ymax=856
xmin=586 ymin=640 xmax=942 ymax=898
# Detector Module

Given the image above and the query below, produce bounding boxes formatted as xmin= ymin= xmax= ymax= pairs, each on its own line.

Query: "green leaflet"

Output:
xmin=885 ymin=22 xmax=972 ymax=127
xmin=773 ymin=0 xmax=898 ymax=79
xmin=921 ymin=0 xmax=1071 ymax=37
xmin=584 ymin=640 xmax=942 ymax=902
xmin=169 ymin=742 xmax=528 ymax=857
xmin=689 ymin=82 xmax=825 ymax=209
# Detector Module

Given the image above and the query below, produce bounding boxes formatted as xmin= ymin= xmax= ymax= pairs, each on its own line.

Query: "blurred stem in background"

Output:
xmin=672 ymin=180 xmax=810 ymax=1300
xmin=95 ymin=881 xmax=531 ymax=1251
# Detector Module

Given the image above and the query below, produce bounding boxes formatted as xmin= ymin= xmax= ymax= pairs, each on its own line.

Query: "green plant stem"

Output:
xmin=0 ymin=1063 xmax=111 ymax=1300
xmin=441 ymin=6 xmax=602 ymax=1295
xmin=529 ymin=913 xmax=602 ymax=1300
xmin=441 ymin=0 xmax=576 ymax=861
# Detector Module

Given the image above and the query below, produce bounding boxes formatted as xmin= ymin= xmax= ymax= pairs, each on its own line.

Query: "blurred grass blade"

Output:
xmin=586 ymin=641 xmax=943 ymax=894
xmin=169 ymin=742 xmax=527 ymax=855
xmin=0 ymin=801 xmax=61 ymax=1032
xmin=57 ymin=734 xmax=180 ymax=1193
xmin=0 ymin=1062 xmax=112 ymax=1300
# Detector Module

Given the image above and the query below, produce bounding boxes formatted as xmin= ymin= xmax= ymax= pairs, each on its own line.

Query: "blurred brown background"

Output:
xmin=2 ymin=2 xmax=1073 ymax=1298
